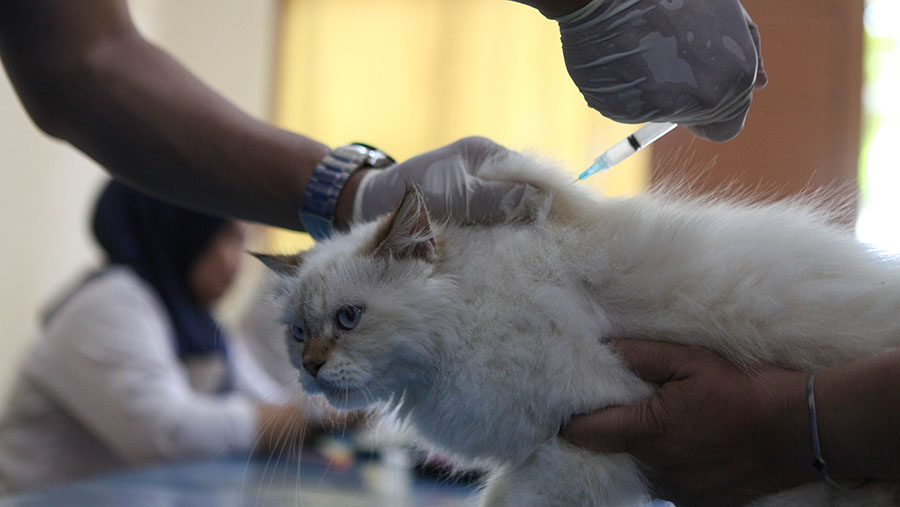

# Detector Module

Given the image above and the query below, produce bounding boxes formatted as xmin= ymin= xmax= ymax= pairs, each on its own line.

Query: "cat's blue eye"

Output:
xmin=290 ymin=323 xmax=306 ymax=342
xmin=335 ymin=305 xmax=363 ymax=331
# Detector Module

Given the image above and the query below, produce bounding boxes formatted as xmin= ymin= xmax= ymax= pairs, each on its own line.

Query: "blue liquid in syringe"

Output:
xmin=577 ymin=122 xmax=677 ymax=181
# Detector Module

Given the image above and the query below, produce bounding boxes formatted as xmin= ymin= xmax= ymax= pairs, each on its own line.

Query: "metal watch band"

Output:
xmin=299 ymin=144 xmax=393 ymax=240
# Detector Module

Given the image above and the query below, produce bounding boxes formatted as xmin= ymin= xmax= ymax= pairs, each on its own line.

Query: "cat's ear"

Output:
xmin=250 ymin=252 xmax=304 ymax=276
xmin=373 ymin=184 xmax=436 ymax=263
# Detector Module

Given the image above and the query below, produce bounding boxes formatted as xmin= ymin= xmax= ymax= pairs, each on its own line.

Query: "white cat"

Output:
xmin=258 ymin=152 xmax=900 ymax=506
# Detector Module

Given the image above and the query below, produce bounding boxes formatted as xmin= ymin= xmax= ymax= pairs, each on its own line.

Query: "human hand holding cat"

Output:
xmin=562 ymin=339 xmax=816 ymax=506
xmin=553 ymin=0 xmax=767 ymax=142
xmin=342 ymin=137 xmax=541 ymax=227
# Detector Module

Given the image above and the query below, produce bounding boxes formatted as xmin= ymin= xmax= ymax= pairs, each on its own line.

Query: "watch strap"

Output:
xmin=299 ymin=144 xmax=393 ymax=240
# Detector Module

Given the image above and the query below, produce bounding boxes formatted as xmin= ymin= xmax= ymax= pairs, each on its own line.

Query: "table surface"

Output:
xmin=0 ymin=449 xmax=480 ymax=507
xmin=0 ymin=448 xmax=676 ymax=507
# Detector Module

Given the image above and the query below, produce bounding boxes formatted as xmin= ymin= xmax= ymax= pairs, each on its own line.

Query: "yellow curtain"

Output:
xmin=271 ymin=0 xmax=650 ymax=251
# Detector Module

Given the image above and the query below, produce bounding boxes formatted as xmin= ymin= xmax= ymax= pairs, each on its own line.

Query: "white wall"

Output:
xmin=0 ymin=0 xmax=278 ymax=397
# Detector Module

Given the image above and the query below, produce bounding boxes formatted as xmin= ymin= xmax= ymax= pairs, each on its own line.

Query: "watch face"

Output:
xmin=345 ymin=144 xmax=394 ymax=167
xmin=367 ymin=152 xmax=394 ymax=167
xmin=344 ymin=144 xmax=371 ymax=156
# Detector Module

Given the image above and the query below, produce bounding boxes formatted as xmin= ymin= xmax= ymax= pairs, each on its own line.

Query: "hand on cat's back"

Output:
xmin=349 ymin=137 xmax=545 ymax=226
xmin=561 ymin=339 xmax=814 ymax=506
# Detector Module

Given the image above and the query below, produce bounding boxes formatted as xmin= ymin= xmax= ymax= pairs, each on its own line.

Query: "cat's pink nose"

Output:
xmin=303 ymin=358 xmax=325 ymax=377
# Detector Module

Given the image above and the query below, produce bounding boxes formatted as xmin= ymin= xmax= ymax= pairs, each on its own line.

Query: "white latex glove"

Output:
xmin=352 ymin=137 xmax=540 ymax=225
xmin=557 ymin=0 xmax=767 ymax=141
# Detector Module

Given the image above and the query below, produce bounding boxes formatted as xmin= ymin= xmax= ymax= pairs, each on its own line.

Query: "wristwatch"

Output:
xmin=299 ymin=143 xmax=394 ymax=240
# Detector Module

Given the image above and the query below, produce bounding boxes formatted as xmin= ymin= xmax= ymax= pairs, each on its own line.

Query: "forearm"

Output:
xmin=561 ymin=339 xmax=893 ymax=505
xmin=743 ymin=348 xmax=900 ymax=492
xmin=509 ymin=0 xmax=591 ymax=18
xmin=814 ymin=347 xmax=900 ymax=481
xmin=61 ymin=36 xmax=327 ymax=230
xmin=0 ymin=0 xmax=328 ymax=230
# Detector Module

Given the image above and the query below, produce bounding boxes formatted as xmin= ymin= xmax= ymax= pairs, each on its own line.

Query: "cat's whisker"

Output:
xmin=286 ymin=412 xmax=308 ymax=491
xmin=367 ymin=375 xmax=393 ymax=403
xmin=294 ymin=437 xmax=304 ymax=507
xmin=357 ymin=380 xmax=376 ymax=406
xmin=248 ymin=409 xmax=285 ymax=507
xmin=280 ymin=413 xmax=309 ymax=501
xmin=267 ymin=415 xmax=293 ymax=495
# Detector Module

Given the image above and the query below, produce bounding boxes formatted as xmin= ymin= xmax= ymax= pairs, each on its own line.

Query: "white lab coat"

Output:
xmin=0 ymin=267 xmax=290 ymax=493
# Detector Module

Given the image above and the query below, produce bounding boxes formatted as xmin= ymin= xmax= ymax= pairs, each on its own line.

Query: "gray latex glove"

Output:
xmin=352 ymin=137 xmax=540 ymax=225
xmin=556 ymin=0 xmax=767 ymax=142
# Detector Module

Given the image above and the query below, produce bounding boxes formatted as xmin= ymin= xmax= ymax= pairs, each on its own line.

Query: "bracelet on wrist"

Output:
xmin=806 ymin=371 xmax=870 ymax=490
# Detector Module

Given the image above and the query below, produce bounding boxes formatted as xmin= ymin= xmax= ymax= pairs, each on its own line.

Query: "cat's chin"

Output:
xmin=321 ymin=387 xmax=373 ymax=411
xmin=303 ymin=379 xmax=378 ymax=411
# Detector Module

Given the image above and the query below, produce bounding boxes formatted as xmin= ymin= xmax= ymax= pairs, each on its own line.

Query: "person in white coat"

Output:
xmin=0 ymin=181 xmax=333 ymax=493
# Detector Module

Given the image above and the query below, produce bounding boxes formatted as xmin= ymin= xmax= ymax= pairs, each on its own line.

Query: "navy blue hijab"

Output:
xmin=91 ymin=180 xmax=231 ymax=360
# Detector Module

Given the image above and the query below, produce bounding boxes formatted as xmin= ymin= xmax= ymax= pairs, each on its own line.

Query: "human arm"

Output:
xmin=811 ymin=346 xmax=900 ymax=482
xmin=0 ymin=1 xmax=535 ymax=232
xmin=0 ymin=0 xmax=327 ymax=230
xmin=562 ymin=340 xmax=900 ymax=506
xmin=512 ymin=0 xmax=767 ymax=141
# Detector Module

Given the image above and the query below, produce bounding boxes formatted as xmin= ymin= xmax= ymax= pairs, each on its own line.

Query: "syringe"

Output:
xmin=576 ymin=122 xmax=678 ymax=181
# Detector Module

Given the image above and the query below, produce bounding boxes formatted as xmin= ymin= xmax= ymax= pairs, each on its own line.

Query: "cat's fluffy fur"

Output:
xmin=264 ymin=152 xmax=900 ymax=506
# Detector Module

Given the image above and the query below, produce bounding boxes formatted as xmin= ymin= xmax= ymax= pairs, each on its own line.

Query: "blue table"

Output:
xmin=0 ymin=451 xmax=479 ymax=507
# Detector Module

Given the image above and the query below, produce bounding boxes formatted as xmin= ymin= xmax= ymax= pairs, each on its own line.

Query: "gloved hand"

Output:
xmin=351 ymin=137 xmax=540 ymax=226
xmin=556 ymin=0 xmax=767 ymax=142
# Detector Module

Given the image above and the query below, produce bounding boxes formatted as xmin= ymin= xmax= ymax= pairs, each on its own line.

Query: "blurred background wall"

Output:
xmin=267 ymin=0 xmax=651 ymax=253
xmin=0 ymin=0 xmax=278 ymax=397
xmin=1 ymin=0 xmax=898 ymax=398
xmin=652 ymin=0 xmax=863 ymax=213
